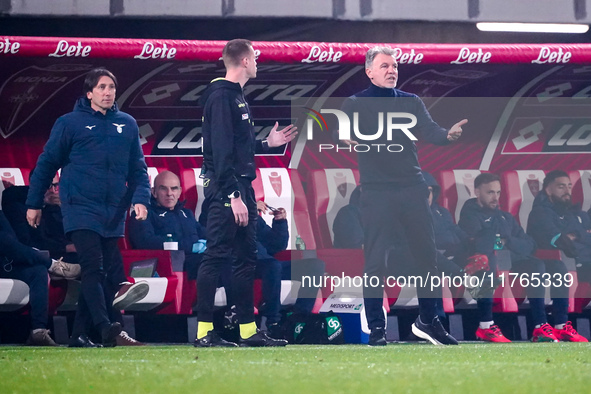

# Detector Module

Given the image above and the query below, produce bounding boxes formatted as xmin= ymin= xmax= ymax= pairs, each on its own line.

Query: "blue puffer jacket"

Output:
xmin=128 ymin=197 xmax=205 ymax=253
xmin=26 ymin=97 xmax=150 ymax=238
xmin=459 ymin=198 xmax=536 ymax=262
xmin=528 ymin=191 xmax=591 ymax=262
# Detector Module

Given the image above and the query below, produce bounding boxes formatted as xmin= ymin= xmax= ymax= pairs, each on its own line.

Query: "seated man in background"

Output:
xmin=333 ymin=174 xmax=466 ymax=321
xmin=332 ymin=185 xmax=363 ymax=249
xmin=256 ymin=201 xmax=325 ymax=339
xmin=460 ymin=172 xmax=580 ymax=342
xmin=2 ymin=172 xmax=78 ymax=265
xmin=0 ymin=209 xmax=77 ymax=346
xmin=3 ymin=172 xmax=146 ymax=346
xmin=528 ymin=170 xmax=590 ymax=342
xmin=128 ymin=170 xmax=207 ymax=279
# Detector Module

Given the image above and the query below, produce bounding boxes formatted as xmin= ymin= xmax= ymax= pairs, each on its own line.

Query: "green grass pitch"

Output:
xmin=1 ymin=343 xmax=589 ymax=393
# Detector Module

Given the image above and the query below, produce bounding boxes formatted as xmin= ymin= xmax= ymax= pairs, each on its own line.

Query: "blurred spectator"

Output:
xmin=461 ymin=172 xmax=581 ymax=342
xmin=0 ymin=209 xmax=78 ymax=346
xmin=256 ymin=201 xmax=325 ymax=339
xmin=129 ymin=170 xmax=206 ymax=280
xmin=528 ymin=170 xmax=590 ymax=342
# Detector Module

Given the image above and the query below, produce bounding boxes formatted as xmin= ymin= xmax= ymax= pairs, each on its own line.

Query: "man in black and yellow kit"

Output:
xmin=195 ymin=39 xmax=296 ymax=347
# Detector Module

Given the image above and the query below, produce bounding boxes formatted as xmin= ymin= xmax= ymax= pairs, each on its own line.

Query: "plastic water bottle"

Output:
xmin=163 ymin=233 xmax=178 ymax=251
xmin=295 ymin=235 xmax=306 ymax=251
xmin=494 ymin=234 xmax=503 ymax=250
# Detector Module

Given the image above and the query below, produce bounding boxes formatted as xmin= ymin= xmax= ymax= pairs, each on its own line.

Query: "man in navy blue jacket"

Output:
xmin=342 ymin=47 xmax=466 ymax=346
xmin=129 ymin=170 xmax=206 ymax=279
xmin=196 ymin=39 xmax=296 ymax=347
xmin=0 ymin=210 xmax=61 ymax=346
xmin=527 ymin=170 xmax=590 ymax=342
xmin=3 ymin=172 xmax=78 ymax=264
xmin=460 ymin=172 xmax=577 ymax=342
xmin=26 ymin=68 xmax=151 ymax=347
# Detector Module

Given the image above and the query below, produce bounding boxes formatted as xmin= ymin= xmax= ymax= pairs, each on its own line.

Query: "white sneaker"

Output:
xmin=48 ymin=258 xmax=81 ymax=279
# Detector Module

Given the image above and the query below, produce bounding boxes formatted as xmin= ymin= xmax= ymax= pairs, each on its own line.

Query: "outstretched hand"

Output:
xmin=266 ymin=122 xmax=298 ymax=148
xmin=447 ymin=119 xmax=468 ymax=141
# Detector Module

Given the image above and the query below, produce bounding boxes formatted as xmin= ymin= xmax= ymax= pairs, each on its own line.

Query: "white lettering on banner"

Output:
xmin=301 ymin=45 xmax=343 ymax=63
xmin=156 ymin=127 xmax=203 ymax=150
xmin=48 ymin=40 xmax=91 ymax=58
xmin=548 ymin=125 xmax=591 ymax=146
xmin=0 ymin=38 xmax=20 ymax=54
xmin=451 ymin=47 xmax=491 ymax=64
xmin=393 ymin=48 xmax=423 ymax=64
xmin=134 ymin=42 xmax=177 ymax=60
xmin=532 ymin=47 xmax=572 ymax=64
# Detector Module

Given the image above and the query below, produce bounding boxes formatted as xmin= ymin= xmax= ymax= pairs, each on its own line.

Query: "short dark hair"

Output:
xmin=474 ymin=172 xmax=500 ymax=189
xmin=83 ymin=68 xmax=117 ymax=94
xmin=222 ymin=39 xmax=253 ymax=68
xmin=543 ymin=170 xmax=570 ymax=190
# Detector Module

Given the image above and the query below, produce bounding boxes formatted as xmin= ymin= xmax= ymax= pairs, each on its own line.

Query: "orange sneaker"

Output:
xmin=475 ymin=325 xmax=511 ymax=343
xmin=531 ymin=323 xmax=559 ymax=342
xmin=553 ymin=322 xmax=588 ymax=342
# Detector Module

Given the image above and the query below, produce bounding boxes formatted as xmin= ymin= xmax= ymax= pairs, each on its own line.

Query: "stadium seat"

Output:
xmin=120 ymin=250 xmax=180 ymax=314
xmin=0 ymin=279 xmax=30 ymax=312
xmin=437 ymin=169 xmax=482 ymax=223
xmin=501 ymin=171 xmax=585 ymax=313
xmin=0 ymin=167 xmax=30 ymax=206
xmin=501 ymin=170 xmax=546 ymax=229
xmin=307 ymin=168 xmax=359 ymax=248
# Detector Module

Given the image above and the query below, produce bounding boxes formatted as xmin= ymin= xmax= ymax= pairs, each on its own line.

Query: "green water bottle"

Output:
xmin=295 ymin=235 xmax=306 ymax=251
xmin=494 ymin=234 xmax=503 ymax=250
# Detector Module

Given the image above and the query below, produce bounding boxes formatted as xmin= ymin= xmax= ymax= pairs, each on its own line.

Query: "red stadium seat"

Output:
xmin=307 ymin=168 xmax=359 ymax=248
xmin=0 ymin=167 xmax=30 ymax=206
xmin=437 ymin=169 xmax=482 ymax=223
xmin=120 ymin=250 xmax=179 ymax=314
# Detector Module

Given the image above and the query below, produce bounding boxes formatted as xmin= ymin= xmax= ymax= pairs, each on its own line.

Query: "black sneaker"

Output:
xmin=240 ymin=329 xmax=288 ymax=347
xmin=194 ymin=330 xmax=238 ymax=347
xmin=69 ymin=334 xmax=103 ymax=348
xmin=412 ymin=316 xmax=458 ymax=345
xmin=266 ymin=323 xmax=285 ymax=340
xmin=368 ymin=327 xmax=387 ymax=346
xmin=101 ymin=322 xmax=122 ymax=347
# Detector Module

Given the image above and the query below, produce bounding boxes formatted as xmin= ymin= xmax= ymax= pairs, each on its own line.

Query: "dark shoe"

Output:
xmin=69 ymin=334 xmax=102 ymax=348
xmin=26 ymin=329 xmax=58 ymax=346
xmin=101 ymin=322 xmax=122 ymax=347
xmin=412 ymin=316 xmax=458 ymax=345
xmin=194 ymin=330 xmax=238 ymax=347
xmin=116 ymin=331 xmax=146 ymax=346
xmin=223 ymin=306 xmax=238 ymax=330
xmin=266 ymin=323 xmax=285 ymax=340
xmin=113 ymin=281 xmax=150 ymax=310
xmin=240 ymin=329 xmax=288 ymax=347
xmin=368 ymin=327 xmax=387 ymax=346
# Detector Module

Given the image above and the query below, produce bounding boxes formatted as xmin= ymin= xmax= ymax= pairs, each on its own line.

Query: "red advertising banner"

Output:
xmin=1 ymin=36 xmax=590 ymax=65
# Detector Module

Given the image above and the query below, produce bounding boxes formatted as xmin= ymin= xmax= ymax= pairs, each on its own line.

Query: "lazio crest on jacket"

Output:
xmin=26 ymin=97 xmax=151 ymax=238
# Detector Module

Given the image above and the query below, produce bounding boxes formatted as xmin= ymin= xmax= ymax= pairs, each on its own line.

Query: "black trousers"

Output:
xmin=1 ymin=260 xmax=48 ymax=330
xmin=69 ymin=230 xmax=124 ymax=336
xmin=361 ymin=183 xmax=439 ymax=330
xmin=197 ymin=180 xmax=257 ymax=324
